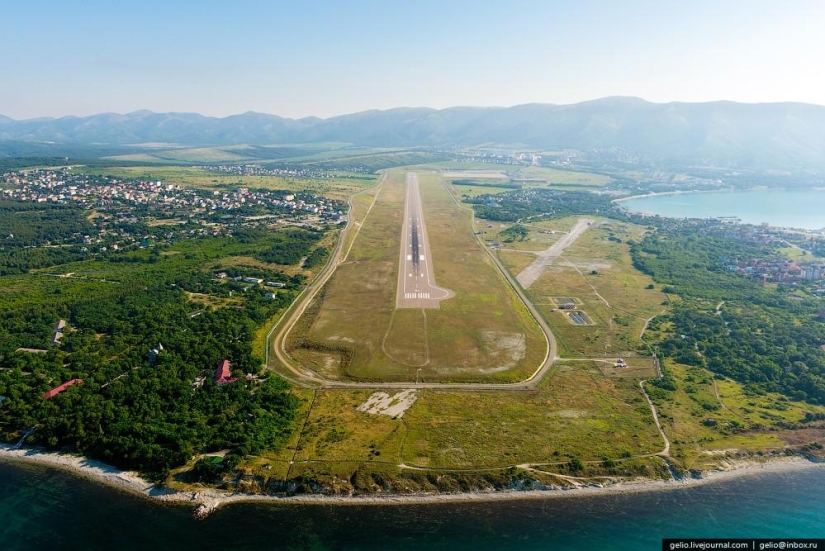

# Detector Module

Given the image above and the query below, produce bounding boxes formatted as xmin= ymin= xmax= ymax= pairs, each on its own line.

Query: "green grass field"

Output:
xmin=234 ymin=354 xmax=825 ymax=490
xmin=455 ymin=185 xmax=519 ymax=197
xmin=441 ymin=165 xmax=612 ymax=197
xmin=647 ymin=360 xmax=825 ymax=469
xmin=266 ymin=189 xmax=825 ymax=486
xmin=338 ymin=182 xmax=383 ymax=261
xmin=516 ymin=166 xmax=612 ymax=185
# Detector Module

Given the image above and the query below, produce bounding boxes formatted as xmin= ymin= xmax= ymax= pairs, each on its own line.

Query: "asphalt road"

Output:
xmin=516 ymin=218 xmax=594 ymax=289
xmin=396 ymin=172 xmax=454 ymax=309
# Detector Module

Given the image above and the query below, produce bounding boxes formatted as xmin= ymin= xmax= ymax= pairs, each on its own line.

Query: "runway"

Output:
xmin=396 ymin=173 xmax=454 ymax=309
xmin=516 ymin=218 xmax=594 ymax=289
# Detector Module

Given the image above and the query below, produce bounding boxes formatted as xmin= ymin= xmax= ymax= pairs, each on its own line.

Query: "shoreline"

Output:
xmin=611 ymin=185 xmax=825 ymax=204
xmin=613 ymin=187 xmax=825 ymax=233
xmin=611 ymin=187 xmax=735 ymax=204
xmin=1 ymin=444 xmax=823 ymax=517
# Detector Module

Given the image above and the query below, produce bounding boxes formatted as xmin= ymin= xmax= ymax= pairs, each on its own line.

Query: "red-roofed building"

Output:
xmin=43 ymin=379 xmax=83 ymax=399
xmin=214 ymin=360 xmax=237 ymax=386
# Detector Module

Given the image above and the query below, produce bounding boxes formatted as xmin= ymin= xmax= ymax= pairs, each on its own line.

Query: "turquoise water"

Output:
xmin=1 ymin=461 xmax=824 ymax=550
xmin=620 ymin=190 xmax=825 ymax=230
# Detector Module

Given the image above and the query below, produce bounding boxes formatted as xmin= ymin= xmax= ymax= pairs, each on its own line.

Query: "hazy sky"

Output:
xmin=3 ymin=0 xmax=825 ymax=119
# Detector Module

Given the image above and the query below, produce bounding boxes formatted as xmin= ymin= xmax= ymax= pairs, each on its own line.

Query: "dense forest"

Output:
xmin=0 ymin=200 xmax=94 ymax=246
xmin=466 ymin=189 xmax=622 ymax=222
xmin=1 ymin=281 xmax=300 ymax=479
xmin=631 ymin=226 xmax=825 ymax=404
xmin=0 ymin=213 xmax=323 ymax=478
xmin=254 ymin=227 xmax=324 ymax=265
xmin=0 ymin=201 xmax=96 ymax=274
xmin=303 ymin=246 xmax=329 ymax=269
xmin=498 ymin=224 xmax=528 ymax=243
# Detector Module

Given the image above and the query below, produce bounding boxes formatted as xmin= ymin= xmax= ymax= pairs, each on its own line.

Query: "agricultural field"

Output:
xmin=515 ymin=166 xmax=612 ymax=186
xmin=284 ymin=169 xmax=547 ymax=383
xmin=103 ymin=143 xmax=366 ymax=164
xmin=441 ymin=165 xmax=613 ymax=198
xmin=453 ymin=185 xmax=521 ymax=198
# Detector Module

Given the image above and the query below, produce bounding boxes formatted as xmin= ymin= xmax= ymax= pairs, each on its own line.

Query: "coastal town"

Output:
xmin=710 ymin=222 xmax=823 ymax=288
xmin=632 ymin=212 xmax=825 ymax=290
xmin=0 ymin=168 xmax=346 ymax=251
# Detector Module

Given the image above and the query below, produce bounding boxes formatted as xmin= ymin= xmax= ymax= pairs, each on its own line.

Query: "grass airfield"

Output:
xmin=285 ymin=169 xmax=546 ymax=382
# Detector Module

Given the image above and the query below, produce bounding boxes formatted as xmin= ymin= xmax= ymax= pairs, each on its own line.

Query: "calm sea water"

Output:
xmin=620 ymin=190 xmax=825 ymax=230
xmin=1 ymin=461 xmax=824 ymax=551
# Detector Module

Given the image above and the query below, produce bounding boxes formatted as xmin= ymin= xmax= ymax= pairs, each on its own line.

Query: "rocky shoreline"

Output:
xmin=1 ymin=444 xmax=822 ymax=519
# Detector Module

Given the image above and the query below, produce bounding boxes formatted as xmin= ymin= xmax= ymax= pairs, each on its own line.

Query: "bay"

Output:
xmin=619 ymin=190 xmax=825 ymax=230
xmin=0 ymin=460 xmax=823 ymax=550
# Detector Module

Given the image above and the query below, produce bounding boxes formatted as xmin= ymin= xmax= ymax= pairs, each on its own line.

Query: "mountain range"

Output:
xmin=3 ymin=97 xmax=825 ymax=168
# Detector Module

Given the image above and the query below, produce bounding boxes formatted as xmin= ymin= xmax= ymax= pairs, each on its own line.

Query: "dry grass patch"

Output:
xmin=339 ymin=186 xmax=382 ymax=261
xmin=211 ymin=255 xmax=306 ymax=278
xmin=292 ymin=390 xmax=407 ymax=465
xmin=454 ymin=186 xmax=517 ymax=198
xmin=185 ymin=291 xmax=241 ymax=309
xmin=383 ymin=309 xmax=429 ymax=367
xmin=508 ymin=218 xmax=666 ymax=357
xmin=357 ymin=389 xmax=419 ymax=418
xmin=402 ymin=365 xmax=662 ymax=468
xmin=590 ymin=357 xmax=658 ymax=378
xmin=496 ymin=249 xmax=537 ymax=275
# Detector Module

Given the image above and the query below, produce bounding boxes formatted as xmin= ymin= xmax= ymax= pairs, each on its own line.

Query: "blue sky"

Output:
xmin=2 ymin=0 xmax=824 ymax=119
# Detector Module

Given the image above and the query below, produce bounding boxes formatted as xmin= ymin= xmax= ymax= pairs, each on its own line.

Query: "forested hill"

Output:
xmin=3 ymin=97 xmax=825 ymax=168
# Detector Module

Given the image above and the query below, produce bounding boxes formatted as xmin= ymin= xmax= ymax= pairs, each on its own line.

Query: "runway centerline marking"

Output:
xmin=396 ymin=172 xmax=454 ymax=309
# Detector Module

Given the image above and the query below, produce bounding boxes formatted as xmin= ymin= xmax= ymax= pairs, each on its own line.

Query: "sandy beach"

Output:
xmin=611 ymin=188 xmax=733 ymax=204
xmin=1 ymin=444 xmax=823 ymax=518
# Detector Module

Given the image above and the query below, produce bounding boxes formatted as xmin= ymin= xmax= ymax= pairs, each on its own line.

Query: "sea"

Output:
xmin=619 ymin=189 xmax=825 ymax=230
xmin=1 ymin=461 xmax=823 ymax=551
